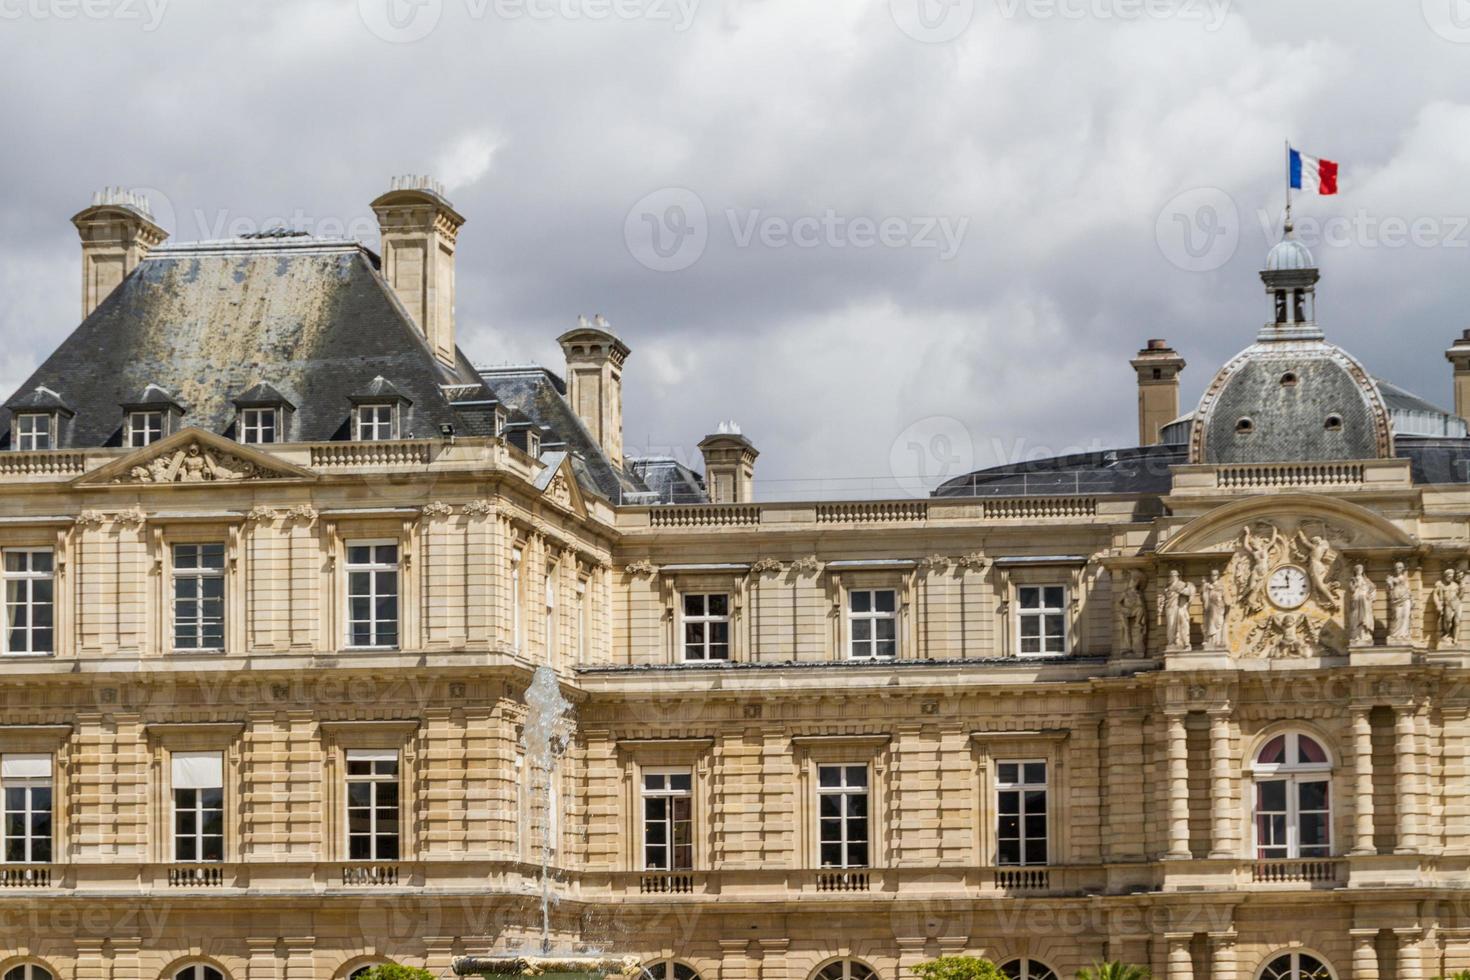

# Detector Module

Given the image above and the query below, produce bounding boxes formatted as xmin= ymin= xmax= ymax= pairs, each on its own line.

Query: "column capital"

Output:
xmin=756 ymin=940 xmax=791 ymax=955
xmin=1206 ymin=703 xmax=1234 ymax=717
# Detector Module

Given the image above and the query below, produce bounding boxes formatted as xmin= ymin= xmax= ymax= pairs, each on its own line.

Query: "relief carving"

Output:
xmin=124 ymin=442 xmax=265 ymax=484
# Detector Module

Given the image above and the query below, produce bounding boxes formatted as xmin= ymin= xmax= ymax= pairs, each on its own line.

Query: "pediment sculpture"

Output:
xmin=1219 ymin=520 xmax=1350 ymax=659
xmin=125 ymin=442 xmax=266 ymax=484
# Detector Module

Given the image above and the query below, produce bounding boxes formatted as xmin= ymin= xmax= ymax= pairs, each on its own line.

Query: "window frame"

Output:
xmin=1015 ymin=583 xmax=1068 ymax=657
xmin=1 ymin=754 xmax=53 ymax=864
xmin=13 ymin=414 xmax=52 ymax=452
xmin=999 ymin=961 xmax=1058 ymax=980
xmin=3 ymin=964 xmax=54 ymax=980
xmin=238 ymin=407 xmax=279 ymax=445
xmin=846 ymin=587 xmax=898 ymax=660
xmin=575 ymin=576 xmax=589 ymax=664
xmin=171 ymin=543 xmax=226 ymax=653
xmin=1256 ymin=951 xmax=1335 ymax=980
xmin=344 ymin=748 xmax=401 ymax=862
xmin=171 ymin=750 xmax=225 ymax=863
xmin=812 ymin=960 xmax=877 ymax=980
xmin=354 ymin=403 xmax=397 ymax=442
xmin=1251 ymin=731 xmax=1333 ymax=860
xmin=511 ymin=546 xmax=523 ymax=653
xmin=640 ymin=768 xmax=694 ymax=871
xmin=816 ymin=762 xmax=871 ymax=869
xmin=545 ymin=567 xmax=557 ymax=666
xmin=343 ymin=539 xmax=400 ymax=650
xmin=680 ymin=591 xmax=731 ymax=662
xmin=2 ymin=548 xmax=54 ymax=657
xmin=125 ymin=410 xmax=165 ymax=448
xmin=995 ymin=758 xmax=1049 ymax=867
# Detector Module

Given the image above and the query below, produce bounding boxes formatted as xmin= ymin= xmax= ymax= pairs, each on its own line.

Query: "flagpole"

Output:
xmin=1284 ymin=139 xmax=1293 ymax=236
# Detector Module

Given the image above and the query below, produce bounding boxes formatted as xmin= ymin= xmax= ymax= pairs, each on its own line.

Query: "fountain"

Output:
xmin=452 ymin=666 xmax=641 ymax=980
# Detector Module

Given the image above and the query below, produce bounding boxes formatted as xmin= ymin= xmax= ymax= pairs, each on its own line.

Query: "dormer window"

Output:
xmin=14 ymin=414 xmax=52 ymax=451
xmin=127 ymin=411 xmax=164 ymax=448
xmin=356 ymin=404 xmax=397 ymax=441
xmin=240 ymin=408 xmax=278 ymax=445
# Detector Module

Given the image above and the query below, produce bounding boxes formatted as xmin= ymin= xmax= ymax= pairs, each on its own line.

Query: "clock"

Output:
xmin=1267 ymin=565 xmax=1310 ymax=609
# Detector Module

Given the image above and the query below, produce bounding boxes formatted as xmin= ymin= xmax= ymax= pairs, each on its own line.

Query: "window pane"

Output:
xmin=1023 ymin=763 xmax=1046 ymax=784
xmin=708 ymin=594 xmax=728 ymax=617
xmin=683 ymin=594 xmax=704 ymax=617
xmin=1018 ymin=587 xmax=1039 ymax=609
xmin=1042 ymin=586 xmax=1065 ymax=608
xmin=875 ymin=591 xmax=895 ymax=613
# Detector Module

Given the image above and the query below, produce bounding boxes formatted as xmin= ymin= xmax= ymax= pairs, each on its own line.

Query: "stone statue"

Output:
xmin=1117 ymin=569 xmax=1148 ymax=655
xmin=1157 ymin=569 xmax=1195 ymax=651
xmin=1236 ymin=525 xmax=1277 ymax=613
xmin=1386 ymin=561 xmax=1412 ymax=643
xmin=1201 ymin=568 xmax=1228 ymax=649
xmin=1433 ymin=567 xmax=1462 ymax=644
xmin=1348 ymin=564 xmax=1376 ymax=647
xmin=1296 ymin=530 xmax=1339 ymax=609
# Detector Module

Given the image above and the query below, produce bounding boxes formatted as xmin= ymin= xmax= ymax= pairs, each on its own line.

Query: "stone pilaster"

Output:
xmin=1396 ymin=705 xmax=1419 ymax=854
xmin=719 ymin=940 xmax=752 ymax=980
xmin=1165 ymin=710 xmax=1191 ymax=859
xmin=757 ymin=939 xmax=790 ymax=980
xmin=1351 ymin=707 xmax=1376 ymax=856
xmin=1208 ymin=707 xmax=1234 ymax=858
xmin=73 ymin=939 xmax=107 ymax=980
xmin=1395 ymin=928 xmax=1425 ymax=980
xmin=246 ymin=938 xmax=279 ymax=980
xmin=1349 ymin=929 xmax=1379 ymax=980
xmin=282 ymin=938 xmax=316 ymax=980
xmin=1165 ymin=934 xmax=1193 ymax=980
xmin=1208 ymin=933 xmax=1237 ymax=980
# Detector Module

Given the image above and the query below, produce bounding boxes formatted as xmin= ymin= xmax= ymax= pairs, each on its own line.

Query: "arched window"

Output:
xmin=813 ymin=961 xmax=877 ymax=980
xmin=1258 ymin=951 xmax=1333 ymax=980
xmin=641 ymin=963 xmax=700 ymax=980
xmin=174 ymin=966 xmax=224 ymax=980
xmin=5 ymin=965 xmax=54 ymax=980
xmin=1000 ymin=960 xmax=1057 ymax=980
xmin=348 ymin=967 xmax=381 ymax=980
xmin=1252 ymin=732 xmax=1332 ymax=859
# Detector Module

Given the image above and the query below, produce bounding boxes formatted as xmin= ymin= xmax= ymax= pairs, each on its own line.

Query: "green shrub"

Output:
xmin=356 ymin=965 xmax=434 ymax=980
xmin=1075 ymin=964 xmax=1151 ymax=980
xmin=911 ymin=956 xmax=1005 ymax=980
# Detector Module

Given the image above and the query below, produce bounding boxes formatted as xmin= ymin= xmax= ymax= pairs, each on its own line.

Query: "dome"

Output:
xmin=1265 ymin=237 xmax=1315 ymax=272
xmin=1189 ymin=339 xmax=1393 ymax=464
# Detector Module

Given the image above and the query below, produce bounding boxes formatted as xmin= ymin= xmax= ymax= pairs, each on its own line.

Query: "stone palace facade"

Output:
xmin=0 ymin=181 xmax=1468 ymax=980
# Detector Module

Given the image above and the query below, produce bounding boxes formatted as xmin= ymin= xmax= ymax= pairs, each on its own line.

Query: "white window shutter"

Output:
xmin=1 ymin=754 xmax=51 ymax=780
xmin=171 ymin=751 xmax=224 ymax=789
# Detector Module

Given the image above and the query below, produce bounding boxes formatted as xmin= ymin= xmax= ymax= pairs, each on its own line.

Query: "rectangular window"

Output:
xmin=1255 ymin=777 xmax=1330 ymax=859
xmin=996 ymin=760 xmax=1048 ymax=866
xmin=172 ymin=752 xmax=224 ymax=862
xmin=15 ymin=414 xmax=51 ymax=451
xmin=346 ymin=542 xmax=399 ymax=649
xmin=355 ymin=405 xmax=396 ymax=442
xmin=682 ymin=593 xmax=730 ymax=661
xmin=173 ymin=544 xmax=225 ymax=651
xmin=1017 ymin=585 xmax=1067 ymax=656
xmin=239 ymin=408 xmax=277 ymax=445
xmin=511 ymin=547 xmax=523 ymax=652
xmin=642 ymin=770 xmax=693 ymax=870
xmin=1 ymin=754 xmax=52 ymax=863
xmin=126 ymin=411 xmax=164 ymax=448
xmin=345 ymin=750 xmax=400 ymax=861
xmin=3 ymin=550 xmax=53 ymax=656
xmin=817 ymin=764 xmax=869 ymax=868
xmin=545 ymin=570 xmax=556 ymax=665
xmin=848 ymin=589 xmax=897 ymax=660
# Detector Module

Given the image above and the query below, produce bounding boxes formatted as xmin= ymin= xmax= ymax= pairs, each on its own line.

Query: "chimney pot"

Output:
xmin=558 ymin=317 xmax=631 ymax=469
xmin=699 ymin=429 xmax=759 ymax=503
xmin=71 ymin=187 xmax=168 ymax=319
xmin=371 ymin=176 xmax=465 ymax=368
xmin=1129 ymin=339 xmax=1186 ymax=446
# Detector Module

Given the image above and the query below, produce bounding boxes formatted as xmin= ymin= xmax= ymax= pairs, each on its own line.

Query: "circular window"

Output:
xmin=1324 ymin=415 xmax=1343 ymax=431
xmin=1281 ymin=371 xmax=1299 ymax=386
xmin=1000 ymin=960 xmax=1058 ymax=980
xmin=1258 ymin=951 xmax=1333 ymax=980
xmin=5 ymin=966 xmax=54 ymax=980
xmin=1236 ymin=417 xmax=1255 ymax=434
xmin=175 ymin=967 xmax=225 ymax=980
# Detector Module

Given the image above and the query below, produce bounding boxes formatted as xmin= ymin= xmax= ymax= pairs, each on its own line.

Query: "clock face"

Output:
xmin=1268 ymin=565 xmax=1310 ymax=609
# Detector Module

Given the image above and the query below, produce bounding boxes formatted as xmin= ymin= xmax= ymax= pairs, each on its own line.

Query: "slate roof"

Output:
xmin=933 ymin=444 xmax=1185 ymax=498
xmin=628 ymin=456 xmax=707 ymax=504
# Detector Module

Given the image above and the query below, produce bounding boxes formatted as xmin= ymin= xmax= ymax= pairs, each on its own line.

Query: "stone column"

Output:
xmin=282 ymin=938 xmax=316 ymax=980
xmin=1208 ymin=933 xmax=1237 ymax=980
xmin=246 ymin=938 xmax=280 ymax=980
xmin=424 ymin=938 xmax=458 ymax=978
xmin=719 ymin=940 xmax=752 ymax=980
xmin=1349 ymin=929 xmax=1379 ymax=980
xmin=1166 ymin=711 xmax=1191 ymax=859
xmin=1395 ymin=929 xmax=1424 ymax=980
xmin=1208 ymin=707 xmax=1234 ymax=858
xmin=1395 ymin=705 xmax=1419 ymax=854
xmin=757 ymin=939 xmax=791 ymax=980
xmin=73 ymin=939 xmax=107 ymax=980
xmin=1351 ymin=707 xmax=1376 ymax=856
xmin=1165 ymin=935 xmax=1193 ymax=980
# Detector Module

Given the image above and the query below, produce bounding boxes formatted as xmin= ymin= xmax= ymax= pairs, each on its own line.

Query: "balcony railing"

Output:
xmin=1249 ymin=858 xmax=1345 ymax=886
xmin=167 ymin=864 xmax=226 ymax=887
xmin=814 ymin=869 xmax=871 ymax=892
xmin=0 ymin=865 xmax=51 ymax=887
xmin=638 ymin=871 xmax=698 ymax=894
xmin=308 ymin=440 xmax=434 ymax=469
xmin=341 ymin=864 xmax=400 ymax=886
xmin=992 ymin=866 xmax=1051 ymax=891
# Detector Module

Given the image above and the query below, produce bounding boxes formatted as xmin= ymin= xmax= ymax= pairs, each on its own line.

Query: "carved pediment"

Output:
xmin=73 ymin=428 xmax=316 ymax=487
xmin=533 ymin=453 xmax=588 ymax=519
xmin=1158 ymin=494 xmax=1416 ymax=557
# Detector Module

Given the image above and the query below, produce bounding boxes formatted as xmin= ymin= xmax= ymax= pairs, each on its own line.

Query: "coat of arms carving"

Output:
xmin=125 ymin=442 xmax=263 ymax=484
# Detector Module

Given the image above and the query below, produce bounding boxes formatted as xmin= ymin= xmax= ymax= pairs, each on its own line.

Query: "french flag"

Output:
xmin=1290 ymin=147 xmax=1339 ymax=195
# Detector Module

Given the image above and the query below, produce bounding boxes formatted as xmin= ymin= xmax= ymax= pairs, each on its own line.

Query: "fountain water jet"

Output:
xmin=452 ymin=666 xmax=640 ymax=980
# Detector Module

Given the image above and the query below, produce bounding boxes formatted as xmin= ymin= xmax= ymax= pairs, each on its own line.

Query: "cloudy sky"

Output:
xmin=2 ymin=0 xmax=1470 ymax=497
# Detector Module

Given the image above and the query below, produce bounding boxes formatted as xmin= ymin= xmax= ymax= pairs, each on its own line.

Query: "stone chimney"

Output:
xmin=71 ymin=188 xmax=167 ymax=320
xmin=371 ymin=175 xmax=465 ymax=368
xmin=557 ymin=315 xmax=630 ymax=468
xmin=698 ymin=423 xmax=759 ymax=503
xmin=1446 ymin=329 xmax=1470 ymax=422
xmin=1129 ymin=339 xmax=1186 ymax=446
